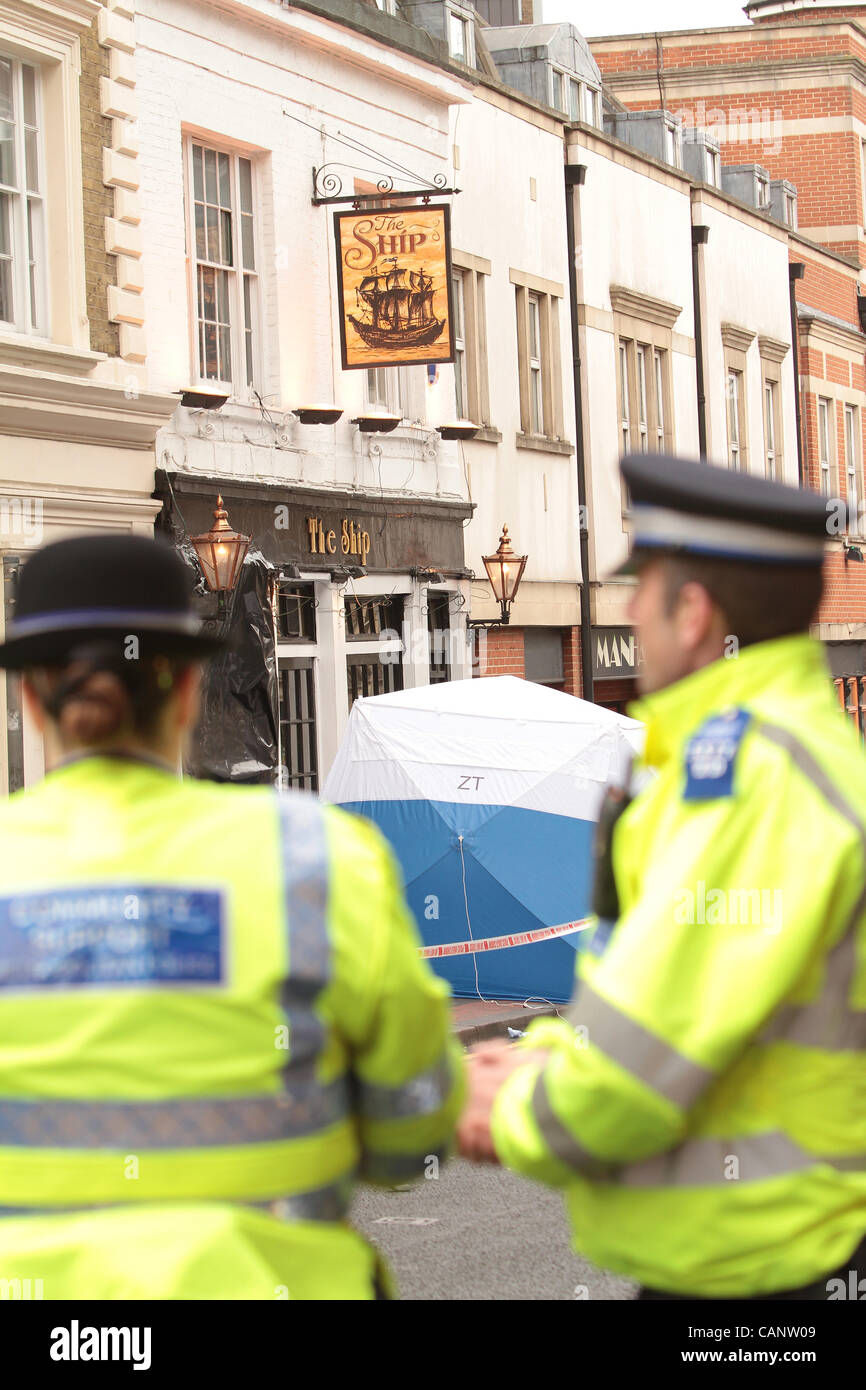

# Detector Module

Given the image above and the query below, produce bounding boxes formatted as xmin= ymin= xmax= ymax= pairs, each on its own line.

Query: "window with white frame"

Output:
xmin=763 ymin=379 xmax=777 ymax=478
xmin=514 ymin=272 xmax=564 ymax=442
xmin=550 ymin=67 xmax=566 ymax=112
xmin=654 ymin=349 xmax=666 ymax=450
xmin=636 ymin=345 xmax=649 ymax=452
xmin=375 ymin=0 xmax=398 ymax=13
xmin=618 ymin=338 xmax=669 ymax=458
xmin=619 ymin=341 xmax=631 ymax=455
xmin=818 ymin=396 xmax=833 ymax=495
xmin=728 ymin=370 xmax=743 ymax=469
xmin=568 ymin=79 xmax=582 ymax=121
xmin=451 ymin=253 xmax=491 ymax=429
xmin=664 ymin=122 xmax=680 ymax=168
xmin=366 ymin=366 xmax=402 ymax=417
xmin=452 ymin=269 xmax=466 ymax=419
xmin=447 ymin=5 xmax=474 ymax=64
xmin=757 ymin=173 xmax=770 ymax=210
xmin=845 ymin=404 xmax=859 ymax=519
xmin=785 ymin=193 xmax=797 ymax=228
xmin=706 ymin=147 xmax=721 ymax=189
xmin=187 ymin=139 xmax=259 ymax=393
xmin=0 ymin=54 xmax=45 ymax=335
xmin=527 ymin=291 xmax=543 ymax=435
xmin=584 ymin=86 xmax=600 ymax=127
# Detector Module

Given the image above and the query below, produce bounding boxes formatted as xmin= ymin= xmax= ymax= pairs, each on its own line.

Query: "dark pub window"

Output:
xmin=277 ymin=583 xmax=316 ymax=642
xmin=344 ymin=593 xmax=404 ymax=639
xmin=427 ymin=591 xmax=451 ymax=684
xmin=345 ymin=594 xmax=404 ymax=709
xmin=279 ymin=659 xmax=318 ymax=792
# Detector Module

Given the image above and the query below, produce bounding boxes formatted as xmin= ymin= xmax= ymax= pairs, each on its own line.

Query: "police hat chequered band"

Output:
xmin=5 ymin=609 xmax=204 ymax=639
xmin=631 ymin=504 xmax=827 ymax=564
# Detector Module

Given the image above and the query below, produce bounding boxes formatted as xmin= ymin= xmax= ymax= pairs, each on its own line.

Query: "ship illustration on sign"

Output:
xmin=348 ymin=257 xmax=446 ymax=351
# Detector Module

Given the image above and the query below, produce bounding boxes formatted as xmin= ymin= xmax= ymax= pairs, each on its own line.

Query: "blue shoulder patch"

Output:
xmin=683 ymin=707 xmax=752 ymax=802
xmin=585 ymin=917 xmax=616 ymax=957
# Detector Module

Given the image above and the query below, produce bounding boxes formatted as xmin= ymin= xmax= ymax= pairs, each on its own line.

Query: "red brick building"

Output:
xmin=591 ymin=0 xmax=866 ymax=724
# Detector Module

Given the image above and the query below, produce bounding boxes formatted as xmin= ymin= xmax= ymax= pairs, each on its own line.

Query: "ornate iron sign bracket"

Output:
xmin=311 ymin=163 xmax=459 ymax=206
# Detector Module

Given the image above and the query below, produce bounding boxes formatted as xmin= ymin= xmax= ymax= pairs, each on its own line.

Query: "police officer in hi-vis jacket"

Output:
xmin=459 ymin=452 xmax=866 ymax=1301
xmin=0 ymin=534 xmax=463 ymax=1300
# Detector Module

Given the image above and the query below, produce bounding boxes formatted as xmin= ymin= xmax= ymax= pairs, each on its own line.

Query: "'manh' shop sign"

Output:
xmin=334 ymin=205 xmax=455 ymax=370
xmin=592 ymin=626 xmax=643 ymax=680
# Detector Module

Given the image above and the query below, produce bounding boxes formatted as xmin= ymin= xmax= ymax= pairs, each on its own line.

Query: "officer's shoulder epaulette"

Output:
xmin=682 ymin=706 xmax=752 ymax=802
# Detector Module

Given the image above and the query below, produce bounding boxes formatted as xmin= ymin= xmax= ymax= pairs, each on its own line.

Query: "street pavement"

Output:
xmin=351 ymin=1158 xmax=638 ymax=1301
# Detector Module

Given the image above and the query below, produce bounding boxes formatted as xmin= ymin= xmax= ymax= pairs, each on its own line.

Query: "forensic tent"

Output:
xmin=323 ymin=676 xmax=643 ymax=1003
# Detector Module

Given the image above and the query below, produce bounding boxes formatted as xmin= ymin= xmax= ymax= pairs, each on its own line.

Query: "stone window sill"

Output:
xmin=0 ymin=333 xmax=106 ymax=376
xmin=516 ymin=433 xmax=574 ymax=456
xmin=471 ymin=426 xmax=503 ymax=444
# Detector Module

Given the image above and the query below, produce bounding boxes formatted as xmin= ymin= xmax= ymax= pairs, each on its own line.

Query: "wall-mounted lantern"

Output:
xmin=467 ymin=525 xmax=528 ymax=628
xmin=293 ymin=405 xmax=343 ymax=425
xmin=437 ymin=421 xmax=479 ymax=442
xmin=190 ymin=496 xmax=251 ymax=593
xmin=350 ymin=412 xmax=402 ymax=433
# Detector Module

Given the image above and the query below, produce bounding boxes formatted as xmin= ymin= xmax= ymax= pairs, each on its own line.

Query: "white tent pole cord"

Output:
xmin=458 ymin=834 xmax=490 ymax=1004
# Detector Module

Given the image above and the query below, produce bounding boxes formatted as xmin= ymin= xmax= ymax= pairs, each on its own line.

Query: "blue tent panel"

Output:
xmin=340 ymin=799 xmax=594 ymax=1003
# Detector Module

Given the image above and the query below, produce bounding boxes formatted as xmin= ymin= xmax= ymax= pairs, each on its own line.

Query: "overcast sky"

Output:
xmin=541 ymin=1 xmax=752 ymax=36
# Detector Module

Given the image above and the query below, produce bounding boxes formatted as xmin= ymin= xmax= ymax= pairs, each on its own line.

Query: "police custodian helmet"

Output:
xmin=0 ymin=534 xmax=223 ymax=670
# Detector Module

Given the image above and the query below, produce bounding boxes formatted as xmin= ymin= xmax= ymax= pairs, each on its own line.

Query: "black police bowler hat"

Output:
xmin=0 ymin=534 xmax=224 ymax=670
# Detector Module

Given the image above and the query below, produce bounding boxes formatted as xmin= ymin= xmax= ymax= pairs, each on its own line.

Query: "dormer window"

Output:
xmin=447 ymin=4 xmax=474 ymax=64
xmin=550 ymin=67 xmax=566 ymax=113
xmin=757 ymin=175 xmax=770 ymax=209
xmin=664 ymin=121 xmax=680 ymax=168
xmin=568 ymin=79 xmax=582 ymax=121
xmin=707 ymin=147 xmax=721 ymax=188
xmin=374 ymin=0 xmax=398 ymax=13
xmin=785 ymin=192 xmax=797 ymax=227
xmin=584 ymin=86 xmax=600 ymax=127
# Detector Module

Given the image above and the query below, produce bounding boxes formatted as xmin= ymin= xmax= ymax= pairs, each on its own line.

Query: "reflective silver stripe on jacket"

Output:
xmin=530 ymin=1069 xmax=615 ymax=1180
xmin=754 ymin=722 xmax=866 ymax=1051
xmin=0 ymin=1179 xmax=353 ymax=1223
xmin=358 ymin=1058 xmax=456 ymax=1122
xmin=567 ymin=983 xmax=715 ymax=1109
xmin=277 ymin=794 xmax=332 ymax=1070
xmin=0 ymin=1073 xmax=350 ymax=1148
xmin=620 ymin=1134 xmax=866 ymax=1187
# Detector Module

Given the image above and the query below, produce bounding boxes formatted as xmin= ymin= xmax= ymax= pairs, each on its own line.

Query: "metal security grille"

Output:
xmin=427 ymin=591 xmax=451 ymax=684
xmin=277 ymin=583 xmax=316 ymax=642
xmin=346 ymin=653 xmax=403 ymax=707
xmin=279 ymin=660 xmax=318 ymax=791
xmin=344 ymin=594 xmax=403 ymax=639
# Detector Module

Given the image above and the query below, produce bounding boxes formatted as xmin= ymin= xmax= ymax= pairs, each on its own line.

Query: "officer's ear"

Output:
xmin=171 ymin=663 xmax=202 ymax=734
xmin=21 ymin=675 xmax=46 ymax=733
xmin=671 ymin=580 xmax=722 ymax=655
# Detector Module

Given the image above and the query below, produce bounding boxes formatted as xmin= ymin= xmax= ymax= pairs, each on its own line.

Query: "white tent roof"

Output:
xmin=324 ymin=677 xmax=643 ymax=821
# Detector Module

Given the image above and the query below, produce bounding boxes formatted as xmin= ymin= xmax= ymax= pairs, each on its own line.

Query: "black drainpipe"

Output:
xmin=565 ymin=162 xmax=594 ymax=703
xmin=691 ymin=224 xmax=709 ymax=458
xmin=789 ymin=261 xmax=806 ymax=486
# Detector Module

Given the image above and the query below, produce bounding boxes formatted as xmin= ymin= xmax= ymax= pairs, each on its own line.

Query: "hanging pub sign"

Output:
xmin=334 ymin=204 xmax=455 ymax=370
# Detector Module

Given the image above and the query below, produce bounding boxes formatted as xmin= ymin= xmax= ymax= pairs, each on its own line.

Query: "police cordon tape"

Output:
xmin=419 ymin=917 xmax=593 ymax=959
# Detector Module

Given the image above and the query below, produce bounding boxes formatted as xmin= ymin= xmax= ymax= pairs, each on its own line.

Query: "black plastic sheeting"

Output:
xmin=177 ymin=544 xmax=279 ymax=784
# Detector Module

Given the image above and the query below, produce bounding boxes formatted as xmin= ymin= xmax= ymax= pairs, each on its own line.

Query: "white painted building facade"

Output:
xmin=135 ymin=0 xmax=478 ymax=783
xmin=565 ymin=123 xmax=798 ymax=701
xmin=0 ymin=0 xmax=805 ymax=789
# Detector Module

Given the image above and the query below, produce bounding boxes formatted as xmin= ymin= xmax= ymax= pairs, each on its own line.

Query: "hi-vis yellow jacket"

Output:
xmin=492 ymin=634 xmax=866 ymax=1297
xmin=0 ymin=756 xmax=463 ymax=1300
